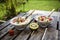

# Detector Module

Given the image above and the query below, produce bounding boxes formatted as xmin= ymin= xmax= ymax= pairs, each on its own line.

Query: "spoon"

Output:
xmin=25 ymin=10 xmax=35 ymax=19
xmin=48 ymin=9 xmax=55 ymax=17
xmin=17 ymin=10 xmax=35 ymax=21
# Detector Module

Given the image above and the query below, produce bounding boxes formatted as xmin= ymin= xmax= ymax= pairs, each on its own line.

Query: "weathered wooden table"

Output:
xmin=0 ymin=10 xmax=59 ymax=40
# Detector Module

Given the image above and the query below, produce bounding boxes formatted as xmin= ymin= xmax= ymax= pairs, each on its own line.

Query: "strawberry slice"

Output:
xmin=48 ymin=18 xmax=52 ymax=21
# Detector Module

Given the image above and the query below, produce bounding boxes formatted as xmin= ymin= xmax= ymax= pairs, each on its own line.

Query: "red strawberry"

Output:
xmin=9 ymin=30 xmax=14 ymax=36
xmin=48 ymin=18 xmax=52 ymax=21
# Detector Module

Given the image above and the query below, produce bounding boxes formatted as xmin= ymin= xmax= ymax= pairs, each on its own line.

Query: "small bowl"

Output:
xmin=34 ymin=15 xmax=54 ymax=28
xmin=10 ymin=17 xmax=31 ymax=30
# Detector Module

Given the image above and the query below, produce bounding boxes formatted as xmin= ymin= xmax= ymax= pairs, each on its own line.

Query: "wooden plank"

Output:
xmin=0 ymin=25 xmax=14 ymax=39
xmin=18 ymin=12 xmax=26 ymax=16
xmin=23 ymin=10 xmax=35 ymax=17
xmin=50 ymin=16 xmax=57 ymax=29
xmin=0 ymin=20 xmax=10 ymax=31
xmin=14 ymin=27 xmax=31 ymax=40
xmin=32 ymin=10 xmax=60 ymax=17
xmin=58 ymin=30 xmax=60 ymax=40
xmin=56 ymin=16 xmax=59 ymax=30
xmin=0 ymin=17 xmax=33 ymax=40
xmin=59 ymin=17 xmax=60 ymax=30
xmin=1 ymin=29 xmax=22 ymax=40
xmin=29 ymin=28 xmax=45 ymax=40
xmin=41 ymin=28 xmax=48 ymax=40
xmin=43 ymin=28 xmax=58 ymax=40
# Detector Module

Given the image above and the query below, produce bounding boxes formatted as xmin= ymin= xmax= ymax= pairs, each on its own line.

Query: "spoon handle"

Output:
xmin=48 ymin=9 xmax=55 ymax=17
xmin=25 ymin=10 xmax=35 ymax=19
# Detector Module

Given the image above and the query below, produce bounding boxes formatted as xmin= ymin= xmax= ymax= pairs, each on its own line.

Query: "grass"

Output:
xmin=24 ymin=0 xmax=60 ymax=11
xmin=0 ymin=0 xmax=60 ymax=20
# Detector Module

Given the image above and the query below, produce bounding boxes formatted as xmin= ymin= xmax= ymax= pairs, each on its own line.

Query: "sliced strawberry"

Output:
xmin=20 ymin=19 xmax=25 ymax=22
xmin=48 ymin=18 xmax=52 ymax=21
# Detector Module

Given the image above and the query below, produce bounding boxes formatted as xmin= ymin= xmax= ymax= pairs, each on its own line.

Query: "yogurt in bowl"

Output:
xmin=34 ymin=15 xmax=54 ymax=27
xmin=10 ymin=16 xmax=31 ymax=30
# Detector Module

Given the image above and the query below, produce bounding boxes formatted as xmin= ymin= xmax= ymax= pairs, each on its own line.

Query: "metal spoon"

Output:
xmin=25 ymin=10 xmax=35 ymax=19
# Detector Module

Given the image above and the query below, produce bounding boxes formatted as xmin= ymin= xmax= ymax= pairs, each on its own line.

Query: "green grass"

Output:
xmin=24 ymin=0 xmax=60 ymax=11
xmin=30 ymin=0 xmax=59 ymax=1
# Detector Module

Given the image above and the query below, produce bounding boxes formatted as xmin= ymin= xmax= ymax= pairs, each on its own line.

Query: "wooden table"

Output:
xmin=0 ymin=10 xmax=58 ymax=40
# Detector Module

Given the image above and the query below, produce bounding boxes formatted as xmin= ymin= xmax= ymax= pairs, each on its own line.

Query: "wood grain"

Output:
xmin=1 ymin=29 xmax=22 ymax=40
xmin=0 ymin=25 xmax=14 ymax=39
xmin=58 ymin=30 xmax=60 ymax=40
xmin=29 ymin=28 xmax=45 ymax=40
xmin=43 ymin=28 xmax=58 ymax=40
xmin=0 ymin=20 xmax=10 ymax=31
xmin=14 ymin=27 xmax=31 ymax=40
xmin=50 ymin=16 xmax=57 ymax=29
xmin=59 ymin=17 xmax=60 ymax=30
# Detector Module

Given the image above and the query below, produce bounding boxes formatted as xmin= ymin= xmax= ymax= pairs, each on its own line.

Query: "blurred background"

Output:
xmin=0 ymin=0 xmax=60 ymax=21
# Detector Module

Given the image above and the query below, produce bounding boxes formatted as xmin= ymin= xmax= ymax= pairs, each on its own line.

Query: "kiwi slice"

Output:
xmin=29 ymin=22 xmax=39 ymax=30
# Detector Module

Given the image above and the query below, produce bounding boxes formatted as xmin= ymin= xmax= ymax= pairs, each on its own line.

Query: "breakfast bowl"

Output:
xmin=10 ymin=16 xmax=31 ymax=30
xmin=34 ymin=15 xmax=54 ymax=27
